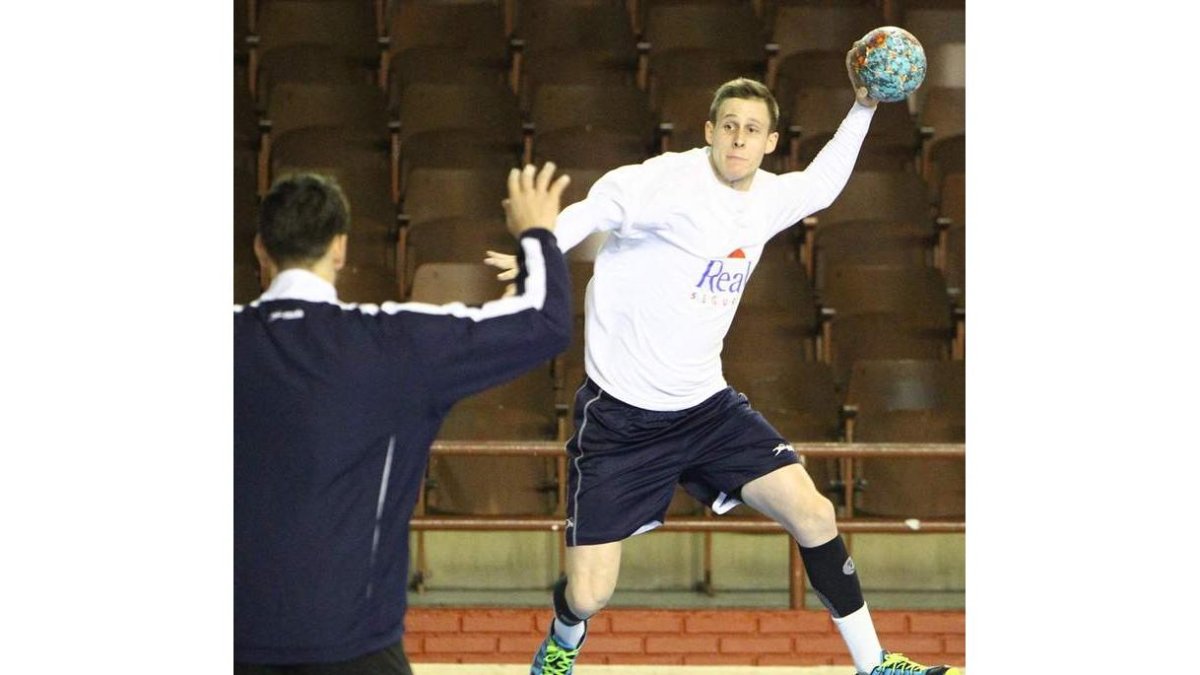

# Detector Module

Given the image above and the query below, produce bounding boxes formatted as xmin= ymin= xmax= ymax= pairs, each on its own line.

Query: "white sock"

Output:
xmin=551 ymin=617 xmax=586 ymax=649
xmin=832 ymin=604 xmax=883 ymax=674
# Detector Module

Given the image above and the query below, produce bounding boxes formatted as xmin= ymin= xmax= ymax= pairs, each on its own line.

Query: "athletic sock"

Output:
xmin=799 ymin=537 xmax=880 ymax=673
xmin=832 ymin=604 xmax=884 ymax=674
xmin=551 ymin=617 xmax=586 ymax=649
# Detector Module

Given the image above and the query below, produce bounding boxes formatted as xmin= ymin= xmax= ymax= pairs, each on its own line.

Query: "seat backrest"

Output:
xmin=402 ymin=166 xmax=507 ymax=226
xmin=811 ymin=170 xmax=932 ymax=226
xmin=724 ymin=358 xmax=842 ymax=441
xmin=820 ymin=264 xmax=953 ymax=323
xmin=256 ymin=0 xmax=379 ymax=61
xmin=828 ymin=312 xmax=952 ymax=386
xmin=533 ymin=128 xmax=651 ymax=169
xmin=264 ymin=81 xmax=390 ymax=139
xmin=387 ymin=2 xmax=506 ymax=57
xmin=769 ymin=4 xmax=883 ymax=58
xmin=396 ymin=82 xmax=521 ymax=141
xmin=844 ymin=358 xmax=965 ymax=414
xmin=644 ymin=2 xmax=765 ymax=60
xmin=918 ymin=86 xmax=965 ymax=142
xmin=516 ymin=0 xmax=637 ymax=58
xmin=410 ymin=262 xmax=505 ymax=306
xmin=404 ymin=216 xmax=513 ymax=292
xmin=530 ymin=83 xmax=653 ymax=138
xmin=387 ymin=46 xmax=508 ymax=114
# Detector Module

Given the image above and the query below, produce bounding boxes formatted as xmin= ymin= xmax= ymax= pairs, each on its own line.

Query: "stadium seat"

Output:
xmin=842 ymin=358 xmax=965 ymax=518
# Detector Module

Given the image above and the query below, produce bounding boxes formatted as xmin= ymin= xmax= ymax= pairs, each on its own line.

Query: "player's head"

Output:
xmin=704 ymin=78 xmax=780 ymax=190
xmin=255 ymin=173 xmax=351 ymax=278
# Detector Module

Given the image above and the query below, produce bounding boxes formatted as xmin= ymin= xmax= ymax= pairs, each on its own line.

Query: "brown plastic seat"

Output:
xmin=515 ymin=0 xmax=637 ymax=62
xmin=785 ymin=85 xmax=920 ymax=173
xmin=409 ymin=262 xmax=507 ymax=307
xmin=642 ymin=1 xmax=765 ymax=61
xmin=827 ymin=312 xmax=953 ymax=388
xmin=803 ymin=170 xmax=934 ymax=280
xmin=529 ymin=82 xmax=654 ymax=139
xmin=533 ymin=128 xmax=652 ymax=170
xmin=394 ymin=82 xmax=524 ymax=183
xmin=655 ymin=83 xmax=719 ymax=153
xmin=767 ymin=3 xmax=883 ymax=59
xmin=519 ymin=50 xmax=640 ymax=112
xmin=385 ymin=1 xmax=507 ymax=59
xmin=401 ymin=167 xmax=508 ymax=227
xmin=401 ymin=217 xmax=514 ymax=297
xmin=427 ymin=368 xmax=561 ymax=515
xmin=842 ymin=358 xmax=965 ymax=518
xmin=335 ymin=264 xmax=401 ymax=305
xmin=918 ymin=86 xmax=965 ymax=185
xmin=943 ymin=223 xmax=964 ymax=307
xmin=261 ymin=80 xmax=391 ymax=142
xmin=252 ymin=0 xmax=380 ymax=94
xmin=812 ymin=219 xmax=937 ymax=289
xmin=385 ymin=46 xmax=510 ymax=115
xmin=901 ymin=0 xmax=965 ymax=60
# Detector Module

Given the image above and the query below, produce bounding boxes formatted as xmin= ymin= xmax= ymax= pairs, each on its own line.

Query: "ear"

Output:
xmin=253 ymin=235 xmax=276 ymax=290
xmin=329 ymin=234 xmax=349 ymax=272
xmin=765 ymin=130 xmax=779 ymax=155
xmin=704 ymin=120 xmax=714 ymax=147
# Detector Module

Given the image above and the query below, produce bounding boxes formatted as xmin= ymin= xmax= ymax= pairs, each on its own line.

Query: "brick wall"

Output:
xmin=405 ymin=608 xmax=966 ymax=667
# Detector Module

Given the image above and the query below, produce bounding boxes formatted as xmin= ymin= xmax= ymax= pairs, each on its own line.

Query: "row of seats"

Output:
xmin=234 ymin=1 xmax=967 ymax=519
xmin=423 ymin=354 xmax=964 ymax=519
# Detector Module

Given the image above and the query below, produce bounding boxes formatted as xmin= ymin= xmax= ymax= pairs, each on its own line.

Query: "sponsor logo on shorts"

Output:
xmin=843 ymin=557 xmax=856 ymax=575
xmin=772 ymin=443 xmax=796 ymax=457
xmin=564 ymin=517 xmax=575 ymax=531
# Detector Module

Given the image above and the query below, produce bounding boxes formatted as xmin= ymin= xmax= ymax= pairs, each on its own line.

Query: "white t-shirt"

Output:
xmin=555 ymin=103 xmax=875 ymax=411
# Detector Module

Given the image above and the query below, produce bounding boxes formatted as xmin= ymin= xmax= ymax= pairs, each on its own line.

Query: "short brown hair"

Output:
xmin=258 ymin=173 xmax=351 ymax=268
xmin=708 ymin=77 xmax=780 ymax=132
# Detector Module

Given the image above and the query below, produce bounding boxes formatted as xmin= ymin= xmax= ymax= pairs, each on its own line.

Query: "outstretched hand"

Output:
xmin=845 ymin=46 xmax=879 ymax=109
xmin=503 ymin=162 xmax=571 ymax=238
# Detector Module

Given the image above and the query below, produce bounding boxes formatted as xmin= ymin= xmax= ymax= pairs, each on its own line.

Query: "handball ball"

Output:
xmin=851 ymin=26 xmax=927 ymax=103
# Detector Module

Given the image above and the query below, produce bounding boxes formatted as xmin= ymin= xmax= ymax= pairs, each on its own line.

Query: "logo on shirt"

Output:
xmin=690 ymin=252 xmax=752 ymax=307
xmin=268 ymin=309 xmax=305 ymax=322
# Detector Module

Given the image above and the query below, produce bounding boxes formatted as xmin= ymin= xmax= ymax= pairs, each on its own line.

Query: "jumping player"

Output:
xmin=488 ymin=53 xmax=961 ymax=675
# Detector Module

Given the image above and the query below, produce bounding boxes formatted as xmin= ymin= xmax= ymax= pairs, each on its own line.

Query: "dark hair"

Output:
xmin=708 ymin=77 xmax=780 ymax=133
xmin=258 ymin=173 xmax=351 ymax=268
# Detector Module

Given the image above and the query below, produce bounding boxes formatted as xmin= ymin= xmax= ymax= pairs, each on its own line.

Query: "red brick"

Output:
xmin=720 ymin=635 xmax=794 ymax=654
xmin=881 ymin=635 xmax=944 ymax=654
xmin=684 ymin=653 xmax=757 ymax=666
xmin=604 ymin=654 xmax=683 ymax=665
xmin=401 ymin=635 xmax=421 ymax=655
xmin=909 ymin=612 xmax=966 ymax=634
xmin=609 ymin=611 xmax=684 ymax=633
xmin=584 ymin=614 xmax=611 ymax=633
xmin=759 ymin=610 xmax=832 ymax=634
xmin=645 ymin=635 xmax=720 ymax=654
xmin=409 ymin=654 xmax=459 ymax=664
xmin=945 ymin=635 xmax=966 ymax=655
xmin=685 ymin=611 xmax=758 ymax=634
xmin=869 ymin=611 xmax=910 ymax=633
xmin=759 ymin=653 xmax=843 ymax=666
xmin=794 ymin=633 xmax=853 ymax=653
xmin=461 ymin=610 xmax=536 ymax=633
xmin=404 ymin=611 xmax=461 ymax=633
xmin=496 ymin=634 xmax=546 ymax=654
xmin=422 ymin=635 xmax=497 ymax=653
xmin=583 ymin=634 xmax=645 ymax=654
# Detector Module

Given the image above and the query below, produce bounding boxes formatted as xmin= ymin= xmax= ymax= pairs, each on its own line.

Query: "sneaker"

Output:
xmin=529 ymin=620 xmax=587 ymax=675
xmin=866 ymin=650 xmax=962 ymax=675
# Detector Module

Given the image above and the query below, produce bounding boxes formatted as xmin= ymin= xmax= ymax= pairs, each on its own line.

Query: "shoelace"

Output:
xmin=542 ymin=646 xmax=579 ymax=675
xmin=875 ymin=653 xmax=928 ymax=674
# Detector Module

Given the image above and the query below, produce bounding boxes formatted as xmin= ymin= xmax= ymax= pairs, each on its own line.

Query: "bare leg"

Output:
xmin=562 ymin=540 xmax=623 ymax=618
xmin=739 ymin=463 xmax=837 ymax=546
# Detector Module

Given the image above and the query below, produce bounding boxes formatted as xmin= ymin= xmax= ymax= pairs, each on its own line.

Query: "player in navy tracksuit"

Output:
xmin=235 ymin=165 xmax=572 ymax=674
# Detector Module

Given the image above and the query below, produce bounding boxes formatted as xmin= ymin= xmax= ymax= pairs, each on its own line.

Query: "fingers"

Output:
xmin=548 ymin=173 xmax=571 ymax=207
xmin=521 ymin=163 xmax=536 ymax=194
xmin=507 ymin=167 xmax=520 ymax=201
xmin=535 ymin=161 xmax=556 ymax=193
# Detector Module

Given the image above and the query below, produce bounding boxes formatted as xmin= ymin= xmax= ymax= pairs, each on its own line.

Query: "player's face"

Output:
xmin=704 ymin=97 xmax=779 ymax=191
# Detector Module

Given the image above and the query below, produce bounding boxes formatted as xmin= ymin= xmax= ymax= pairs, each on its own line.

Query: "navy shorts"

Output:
xmin=563 ymin=378 xmax=802 ymax=547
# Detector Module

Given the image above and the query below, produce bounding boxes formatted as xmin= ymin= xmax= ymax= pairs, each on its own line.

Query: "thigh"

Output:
xmin=678 ymin=390 xmax=802 ymax=512
xmin=565 ymin=380 xmax=690 ymax=546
